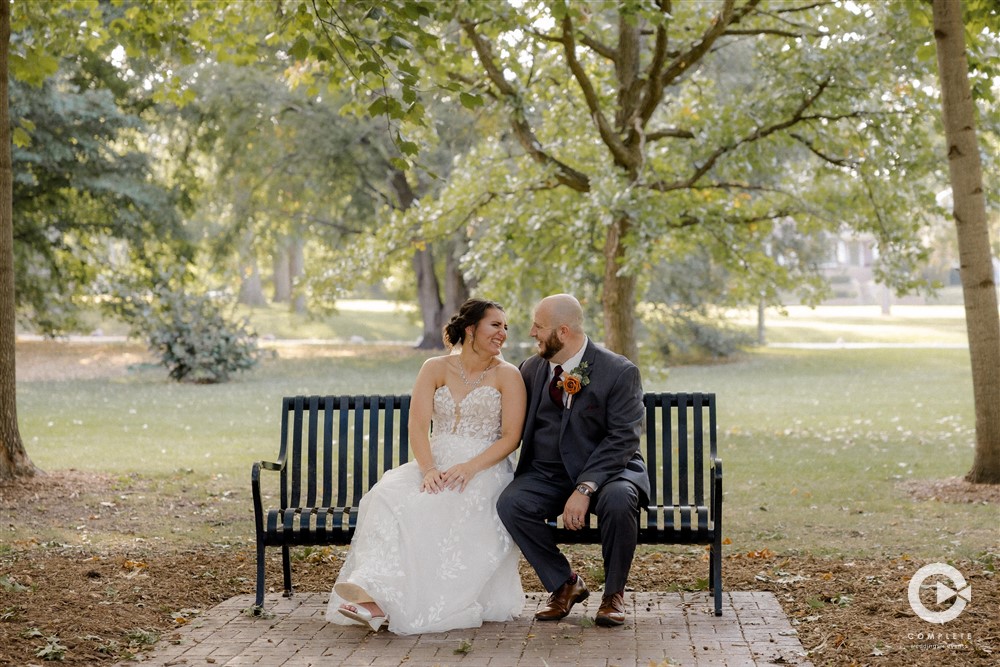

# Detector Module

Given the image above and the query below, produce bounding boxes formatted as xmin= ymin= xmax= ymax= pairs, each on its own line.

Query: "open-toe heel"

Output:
xmin=338 ymin=604 xmax=387 ymax=631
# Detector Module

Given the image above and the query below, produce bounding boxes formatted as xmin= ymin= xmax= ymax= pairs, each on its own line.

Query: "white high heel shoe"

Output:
xmin=338 ymin=603 xmax=388 ymax=631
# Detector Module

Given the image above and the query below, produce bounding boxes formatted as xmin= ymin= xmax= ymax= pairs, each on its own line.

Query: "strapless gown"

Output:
xmin=325 ymin=385 xmax=524 ymax=634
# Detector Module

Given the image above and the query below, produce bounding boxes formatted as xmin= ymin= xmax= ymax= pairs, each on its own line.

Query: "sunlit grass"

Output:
xmin=236 ymin=300 xmax=422 ymax=342
xmin=729 ymin=305 xmax=969 ymax=345
xmin=14 ymin=306 xmax=993 ymax=561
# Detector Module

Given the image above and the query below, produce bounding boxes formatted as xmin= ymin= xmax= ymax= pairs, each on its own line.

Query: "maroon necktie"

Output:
xmin=548 ymin=365 xmax=564 ymax=407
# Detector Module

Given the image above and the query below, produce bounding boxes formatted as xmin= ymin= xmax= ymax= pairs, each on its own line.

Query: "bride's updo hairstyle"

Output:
xmin=443 ymin=298 xmax=505 ymax=348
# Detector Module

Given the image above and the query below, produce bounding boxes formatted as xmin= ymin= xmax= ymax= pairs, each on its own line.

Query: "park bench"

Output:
xmin=251 ymin=392 xmax=723 ymax=616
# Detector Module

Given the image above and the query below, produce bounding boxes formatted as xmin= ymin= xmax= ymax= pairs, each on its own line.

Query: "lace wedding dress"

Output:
xmin=325 ymin=385 xmax=524 ymax=634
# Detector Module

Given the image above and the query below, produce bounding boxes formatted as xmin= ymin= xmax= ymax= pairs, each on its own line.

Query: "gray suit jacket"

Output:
xmin=517 ymin=339 xmax=650 ymax=504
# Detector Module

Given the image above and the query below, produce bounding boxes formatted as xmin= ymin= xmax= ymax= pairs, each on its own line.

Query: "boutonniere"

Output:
xmin=557 ymin=361 xmax=591 ymax=409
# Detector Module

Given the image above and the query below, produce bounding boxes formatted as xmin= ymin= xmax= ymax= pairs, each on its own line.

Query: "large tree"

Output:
xmin=931 ymin=0 xmax=1000 ymax=483
xmin=310 ymin=1 xmax=950 ymax=360
xmin=0 ymin=0 xmax=35 ymax=480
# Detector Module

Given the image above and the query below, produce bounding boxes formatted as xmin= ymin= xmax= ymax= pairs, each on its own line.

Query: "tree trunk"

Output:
xmin=238 ymin=231 xmax=267 ymax=307
xmin=602 ymin=215 xmax=638 ymax=361
xmin=0 ymin=2 xmax=38 ymax=481
xmin=933 ymin=0 xmax=1000 ymax=483
xmin=413 ymin=246 xmax=445 ymax=349
xmin=272 ymin=239 xmax=291 ymax=303
xmin=289 ymin=236 xmax=306 ymax=315
xmin=443 ymin=240 xmax=470 ymax=317
xmin=238 ymin=259 xmax=267 ymax=307
xmin=387 ymin=166 xmax=447 ymax=349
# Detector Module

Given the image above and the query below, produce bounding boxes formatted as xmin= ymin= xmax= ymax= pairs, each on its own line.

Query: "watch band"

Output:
xmin=575 ymin=483 xmax=594 ymax=497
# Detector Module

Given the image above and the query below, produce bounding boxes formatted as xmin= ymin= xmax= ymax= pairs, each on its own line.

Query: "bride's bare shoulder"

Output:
xmin=494 ymin=360 xmax=525 ymax=383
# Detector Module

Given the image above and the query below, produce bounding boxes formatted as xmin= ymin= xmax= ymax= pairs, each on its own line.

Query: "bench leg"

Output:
xmin=254 ymin=539 xmax=266 ymax=610
xmin=281 ymin=545 xmax=294 ymax=598
xmin=711 ymin=542 xmax=723 ymax=616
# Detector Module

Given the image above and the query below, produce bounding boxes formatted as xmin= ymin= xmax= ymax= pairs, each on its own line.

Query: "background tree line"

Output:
xmin=0 ymin=0 xmax=997 ymax=482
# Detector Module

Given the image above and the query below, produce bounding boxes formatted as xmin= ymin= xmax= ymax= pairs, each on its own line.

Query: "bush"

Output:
xmin=648 ymin=311 xmax=754 ymax=365
xmin=109 ymin=282 xmax=263 ymax=384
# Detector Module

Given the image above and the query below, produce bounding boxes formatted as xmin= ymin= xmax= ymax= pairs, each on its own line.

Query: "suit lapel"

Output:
xmin=558 ymin=339 xmax=598 ymax=436
xmin=522 ymin=356 xmax=550 ymax=447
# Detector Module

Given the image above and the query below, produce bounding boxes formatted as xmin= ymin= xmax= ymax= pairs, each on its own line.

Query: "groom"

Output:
xmin=498 ymin=294 xmax=648 ymax=627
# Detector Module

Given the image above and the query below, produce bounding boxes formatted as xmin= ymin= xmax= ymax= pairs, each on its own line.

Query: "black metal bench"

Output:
xmin=251 ymin=392 xmax=723 ymax=615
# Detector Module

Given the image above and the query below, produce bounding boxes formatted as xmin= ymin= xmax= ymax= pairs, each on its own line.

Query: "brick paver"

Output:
xmin=124 ymin=591 xmax=812 ymax=666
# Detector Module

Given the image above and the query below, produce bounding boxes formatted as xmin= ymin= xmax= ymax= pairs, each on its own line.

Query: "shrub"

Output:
xmin=109 ymin=281 xmax=263 ymax=384
xmin=648 ymin=311 xmax=754 ymax=365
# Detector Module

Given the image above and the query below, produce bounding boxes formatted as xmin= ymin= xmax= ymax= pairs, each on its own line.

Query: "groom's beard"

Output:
xmin=539 ymin=330 xmax=563 ymax=360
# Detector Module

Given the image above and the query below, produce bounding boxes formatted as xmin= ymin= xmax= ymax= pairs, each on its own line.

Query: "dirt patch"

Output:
xmin=15 ymin=340 xmax=156 ymax=382
xmin=898 ymin=477 xmax=1000 ymax=505
xmin=0 ymin=470 xmax=996 ymax=666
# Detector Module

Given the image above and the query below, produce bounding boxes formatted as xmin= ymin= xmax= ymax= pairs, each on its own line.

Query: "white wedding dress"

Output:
xmin=325 ymin=385 xmax=524 ymax=634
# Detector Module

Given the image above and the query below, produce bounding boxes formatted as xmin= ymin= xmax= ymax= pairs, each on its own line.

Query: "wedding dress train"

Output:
xmin=325 ymin=385 xmax=524 ymax=634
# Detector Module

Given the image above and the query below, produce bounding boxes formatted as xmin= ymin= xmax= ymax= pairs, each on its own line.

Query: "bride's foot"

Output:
xmin=338 ymin=602 xmax=387 ymax=631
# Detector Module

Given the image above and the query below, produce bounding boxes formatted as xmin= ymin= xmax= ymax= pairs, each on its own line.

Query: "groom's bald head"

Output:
xmin=538 ymin=294 xmax=584 ymax=334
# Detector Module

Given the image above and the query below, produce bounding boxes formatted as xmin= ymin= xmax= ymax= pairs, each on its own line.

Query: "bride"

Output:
xmin=326 ymin=298 xmax=527 ymax=634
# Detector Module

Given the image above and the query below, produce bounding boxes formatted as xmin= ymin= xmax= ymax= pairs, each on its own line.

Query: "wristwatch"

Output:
xmin=575 ymin=483 xmax=594 ymax=497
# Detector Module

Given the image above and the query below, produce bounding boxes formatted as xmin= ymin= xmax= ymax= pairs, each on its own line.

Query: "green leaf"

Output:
xmin=398 ymin=140 xmax=420 ymax=156
xmin=11 ymin=49 xmax=59 ymax=87
xmin=915 ymin=43 xmax=937 ymax=63
xmin=390 ymin=157 xmax=410 ymax=171
xmin=386 ymin=35 xmax=414 ymax=51
xmin=289 ymin=35 xmax=310 ymax=61
xmin=459 ymin=92 xmax=484 ymax=109
xmin=368 ymin=97 xmax=389 ymax=116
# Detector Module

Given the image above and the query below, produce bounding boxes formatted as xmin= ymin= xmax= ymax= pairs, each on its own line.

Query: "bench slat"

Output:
xmin=337 ymin=396 xmax=349 ymax=506
xmin=306 ymin=396 xmax=319 ymax=507
xmin=322 ymin=396 xmax=334 ymax=508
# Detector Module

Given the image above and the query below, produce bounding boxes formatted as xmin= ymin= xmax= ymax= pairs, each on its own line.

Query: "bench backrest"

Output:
xmin=274 ymin=392 xmax=717 ymax=522
xmin=275 ymin=395 xmax=411 ymax=511
xmin=641 ymin=392 xmax=718 ymax=531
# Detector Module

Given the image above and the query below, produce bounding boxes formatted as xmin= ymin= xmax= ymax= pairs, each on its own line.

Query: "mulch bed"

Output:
xmin=1 ymin=470 xmax=996 ymax=665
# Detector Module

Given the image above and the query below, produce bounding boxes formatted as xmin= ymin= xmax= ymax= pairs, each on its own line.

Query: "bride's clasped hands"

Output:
xmin=421 ymin=463 xmax=481 ymax=493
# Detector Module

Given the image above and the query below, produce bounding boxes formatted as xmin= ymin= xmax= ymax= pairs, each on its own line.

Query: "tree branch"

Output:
xmin=460 ymin=21 xmax=591 ymax=192
xmin=659 ymin=0 xmax=758 ymax=88
xmin=648 ymin=77 xmax=836 ymax=191
xmin=580 ymin=32 xmax=617 ymax=60
xmin=723 ymin=28 xmax=818 ymax=38
xmin=558 ymin=13 xmax=632 ymax=167
xmin=646 ymin=127 xmax=696 ymax=141
xmin=771 ymin=1 xmax=836 ymax=14
xmin=635 ymin=0 xmax=671 ymax=130
xmin=789 ymin=132 xmax=858 ymax=168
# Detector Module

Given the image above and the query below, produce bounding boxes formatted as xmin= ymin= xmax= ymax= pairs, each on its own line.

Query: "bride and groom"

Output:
xmin=325 ymin=294 xmax=648 ymax=635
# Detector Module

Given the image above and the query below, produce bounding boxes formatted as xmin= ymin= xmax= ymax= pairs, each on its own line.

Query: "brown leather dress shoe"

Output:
xmin=535 ymin=576 xmax=589 ymax=621
xmin=595 ymin=591 xmax=626 ymax=627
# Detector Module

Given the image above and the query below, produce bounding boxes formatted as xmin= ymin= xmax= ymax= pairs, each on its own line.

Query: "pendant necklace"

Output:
xmin=459 ymin=360 xmax=494 ymax=387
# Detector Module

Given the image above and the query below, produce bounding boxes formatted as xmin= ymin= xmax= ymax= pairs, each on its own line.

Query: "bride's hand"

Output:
xmin=420 ymin=467 xmax=444 ymax=494
xmin=442 ymin=464 xmax=476 ymax=492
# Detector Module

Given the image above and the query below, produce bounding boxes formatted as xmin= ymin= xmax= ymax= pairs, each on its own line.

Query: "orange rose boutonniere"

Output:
xmin=557 ymin=362 xmax=591 ymax=408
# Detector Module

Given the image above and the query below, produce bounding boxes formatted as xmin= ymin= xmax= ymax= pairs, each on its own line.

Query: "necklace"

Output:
xmin=458 ymin=360 xmax=494 ymax=387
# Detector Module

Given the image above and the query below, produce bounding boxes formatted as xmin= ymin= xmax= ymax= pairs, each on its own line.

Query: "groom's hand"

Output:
xmin=562 ymin=492 xmax=591 ymax=530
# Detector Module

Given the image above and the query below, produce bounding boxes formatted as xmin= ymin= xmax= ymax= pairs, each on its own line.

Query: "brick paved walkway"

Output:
xmin=126 ymin=591 xmax=813 ymax=666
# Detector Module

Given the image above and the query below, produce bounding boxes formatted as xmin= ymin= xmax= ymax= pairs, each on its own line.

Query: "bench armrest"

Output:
xmin=251 ymin=460 xmax=282 ymax=536
xmin=710 ymin=457 xmax=723 ymax=516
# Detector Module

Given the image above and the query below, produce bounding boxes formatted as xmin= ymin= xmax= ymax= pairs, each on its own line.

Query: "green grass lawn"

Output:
xmin=731 ymin=304 xmax=971 ymax=345
xmin=14 ymin=305 xmax=994 ymax=560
